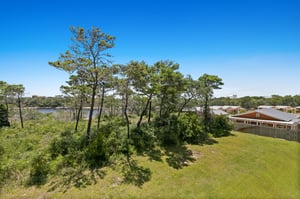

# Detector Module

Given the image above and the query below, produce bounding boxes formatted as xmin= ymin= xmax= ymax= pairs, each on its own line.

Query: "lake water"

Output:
xmin=36 ymin=108 xmax=100 ymax=117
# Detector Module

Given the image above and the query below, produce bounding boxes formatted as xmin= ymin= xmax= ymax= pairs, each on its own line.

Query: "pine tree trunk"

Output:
xmin=75 ymin=96 xmax=83 ymax=131
xmin=18 ymin=95 xmax=24 ymax=128
xmin=177 ymin=98 xmax=191 ymax=118
xmin=97 ymin=85 xmax=105 ymax=129
xmin=87 ymin=84 xmax=97 ymax=142
xmin=203 ymin=94 xmax=210 ymax=133
xmin=148 ymin=100 xmax=152 ymax=123
xmin=137 ymin=94 xmax=152 ymax=128
xmin=124 ymin=82 xmax=130 ymax=139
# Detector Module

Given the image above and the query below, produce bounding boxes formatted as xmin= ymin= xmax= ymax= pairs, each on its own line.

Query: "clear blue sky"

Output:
xmin=0 ymin=0 xmax=299 ymax=97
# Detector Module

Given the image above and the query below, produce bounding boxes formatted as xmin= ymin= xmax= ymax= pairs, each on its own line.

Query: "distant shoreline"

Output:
xmin=23 ymin=107 xmax=93 ymax=109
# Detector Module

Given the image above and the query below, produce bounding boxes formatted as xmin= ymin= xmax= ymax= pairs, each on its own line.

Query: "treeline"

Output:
xmin=0 ymin=81 xmax=25 ymax=127
xmin=1 ymin=26 xmax=233 ymax=148
xmin=45 ymin=26 xmax=228 ymax=141
xmin=23 ymin=96 xmax=66 ymax=107
xmin=20 ymin=94 xmax=300 ymax=110
xmin=0 ymin=26 xmax=234 ymax=187
xmin=211 ymin=95 xmax=300 ymax=109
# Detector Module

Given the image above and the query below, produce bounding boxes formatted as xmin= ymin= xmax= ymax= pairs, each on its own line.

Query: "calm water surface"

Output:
xmin=36 ymin=108 xmax=100 ymax=116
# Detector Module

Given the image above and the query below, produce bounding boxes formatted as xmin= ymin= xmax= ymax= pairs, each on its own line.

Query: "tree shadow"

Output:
xmin=26 ymin=173 xmax=48 ymax=187
xmin=47 ymin=167 xmax=106 ymax=193
xmin=144 ymin=148 xmax=163 ymax=162
xmin=121 ymin=157 xmax=152 ymax=187
xmin=164 ymin=145 xmax=196 ymax=169
xmin=203 ymin=138 xmax=219 ymax=145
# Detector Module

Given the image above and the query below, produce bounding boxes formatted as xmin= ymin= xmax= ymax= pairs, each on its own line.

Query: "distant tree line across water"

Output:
xmin=18 ymin=94 xmax=300 ymax=110
xmin=211 ymin=95 xmax=300 ymax=109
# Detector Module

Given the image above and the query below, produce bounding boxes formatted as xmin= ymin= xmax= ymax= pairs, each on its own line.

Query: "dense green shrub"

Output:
xmin=178 ymin=113 xmax=207 ymax=144
xmin=131 ymin=124 xmax=156 ymax=152
xmin=28 ymin=153 xmax=50 ymax=185
xmin=0 ymin=145 xmax=4 ymax=185
xmin=153 ymin=113 xmax=209 ymax=146
xmin=154 ymin=115 xmax=180 ymax=146
xmin=85 ymin=133 xmax=108 ymax=168
xmin=209 ymin=115 xmax=234 ymax=137
xmin=0 ymin=145 xmax=4 ymax=160
xmin=49 ymin=130 xmax=77 ymax=158
xmin=48 ymin=129 xmax=86 ymax=170
xmin=97 ymin=116 xmax=126 ymax=137
xmin=97 ymin=116 xmax=128 ymax=156
xmin=0 ymin=104 xmax=10 ymax=127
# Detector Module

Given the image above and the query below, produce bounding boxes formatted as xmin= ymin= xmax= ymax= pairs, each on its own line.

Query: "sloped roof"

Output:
xmin=210 ymin=105 xmax=240 ymax=110
xmin=275 ymin=105 xmax=292 ymax=109
xmin=187 ymin=107 xmax=228 ymax=115
xmin=232 ymin=108 xmax=297 ymax=122
xmin=222 ymin=105 xmax=240 ymax=109
xmin=257 ymin=109 xmax=295 ymax=121
xmin=211 ymin=109 xmax=228 ymax=115
xmin=258 ymin=105 xmax=274 ymax=109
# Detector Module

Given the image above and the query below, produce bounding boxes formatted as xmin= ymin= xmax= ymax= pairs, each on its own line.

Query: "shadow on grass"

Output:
xmin=163 ymin=137 xmax=220 ymax=169
xmin=47 ymin=166 xmax=106 ymax=193
xmin=26 ymin=173 xmax=48 ymax=187
xmin=121 ymin=157 xmax=152 ymax=187
xmin=229 ymin=132 xmax=237 ymax=136
xmin=204 ymin=138 xmax=219 ymax=145
xmin=164 ymin=145 xmax=196 ymax=169
xmin=144 ymin=148 xmax=164 ymax=162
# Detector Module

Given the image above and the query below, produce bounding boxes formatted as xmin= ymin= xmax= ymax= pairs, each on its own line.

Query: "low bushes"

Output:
xmin=0 ymin=104 xmax=10 ymax=127
xmin=178 ymin=113 xmax=207 ymax=144
xmin=130 ymin=113 xmax=233 ymax=151
xmin=28 ymin=153 xmax=50 ymax=185
xmin=85 ymin=133 xmax=108 ymax=168
xmin=1 ymin=112 xmax=234 ymax=187
xmin=209 ymin=115 xmax=234 ymax=137
xmin=131 ymin=123 xmax=156 ymax=152
xmin=154 ymin=115 xmax=181 ymax=146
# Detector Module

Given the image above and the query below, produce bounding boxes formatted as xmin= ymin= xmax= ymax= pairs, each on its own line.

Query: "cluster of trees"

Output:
xmin=0 ymin=81 xmax=25 ymax=128
xmin=22 ymin=96 xmax=65 ymax=107
xmin=211 ymin=95 xmax=300 ymax=109
xmin=1 ymin=26 xmax=234 ymax=187
xmin=48 ymin=26 xmax=227 ymax=143
xmin=20 ymin=94 xmax=300 ymax=111
xmin=24 ymin=26 xmax=232 ymax=184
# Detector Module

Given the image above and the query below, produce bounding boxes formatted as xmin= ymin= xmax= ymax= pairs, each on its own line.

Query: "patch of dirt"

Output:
xmin=191 ymin=150 xmax=203 ymax=160
xmin=111 ymin=176 xmax=123 ymax=187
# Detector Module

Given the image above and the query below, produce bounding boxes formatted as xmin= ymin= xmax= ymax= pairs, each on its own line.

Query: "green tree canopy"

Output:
xmin=49 ymin=26 xmax=115 ymax=141
xmin=198 ymin=74 xmax=223 ymax=133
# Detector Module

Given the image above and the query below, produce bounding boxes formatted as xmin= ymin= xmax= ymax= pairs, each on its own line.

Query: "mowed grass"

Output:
xmin=2 ymin=131 xmax=300 ymax=199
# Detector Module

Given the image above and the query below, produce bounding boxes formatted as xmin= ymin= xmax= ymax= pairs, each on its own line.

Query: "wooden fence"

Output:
xmin=233 ymin=123 xmax=300 ymax=142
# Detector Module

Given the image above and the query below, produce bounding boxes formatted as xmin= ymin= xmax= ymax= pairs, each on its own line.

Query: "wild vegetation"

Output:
xmin=1 ymin=122 xmax=299 ymax=198
xmin=1 ymin=26 xmax=299 ymax=198
xmin=0 ymin=26 xmax=233 ymax=194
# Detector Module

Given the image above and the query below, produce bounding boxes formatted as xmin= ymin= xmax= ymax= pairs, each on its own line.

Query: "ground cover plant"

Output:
xmin=0 ymin=112 xmax=299 ymax=198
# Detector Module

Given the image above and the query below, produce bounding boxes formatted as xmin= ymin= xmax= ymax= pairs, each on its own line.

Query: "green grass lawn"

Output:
xmin=2 ymin=131 xmax=300 ymax=199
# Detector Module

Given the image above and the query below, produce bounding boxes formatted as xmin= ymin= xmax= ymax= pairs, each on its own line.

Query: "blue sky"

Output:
xmin=0 ymin=0 xmax=299 ymax=97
